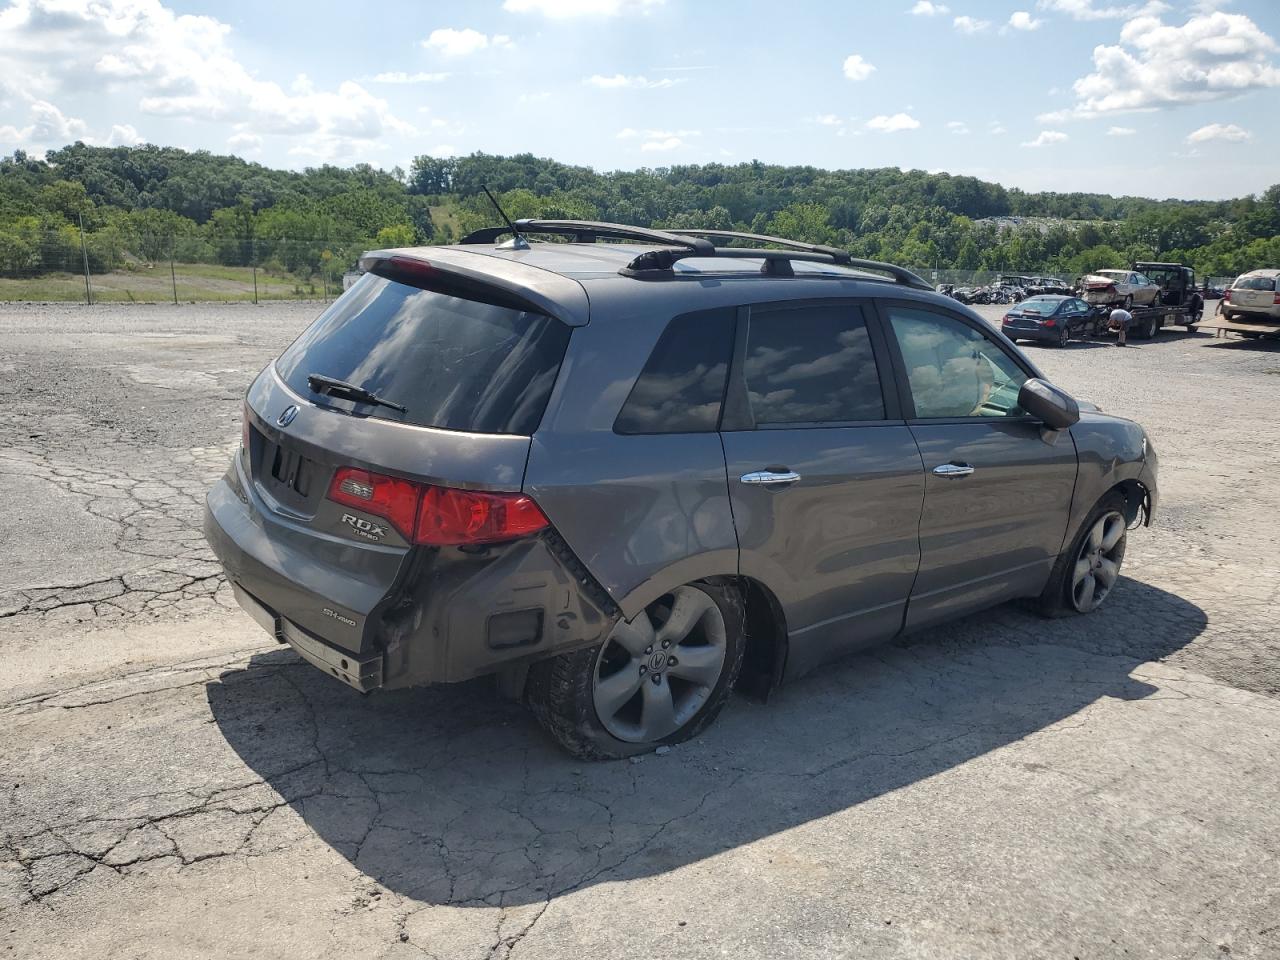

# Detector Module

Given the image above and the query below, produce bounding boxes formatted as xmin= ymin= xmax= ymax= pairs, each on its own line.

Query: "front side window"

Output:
xmin=614 ymin=308 xmax=734 ymax=434
xmin=887 ymin=306 xmax=1028 ymax=419
xmin=742 ymin=304 xmax=885 ymax=426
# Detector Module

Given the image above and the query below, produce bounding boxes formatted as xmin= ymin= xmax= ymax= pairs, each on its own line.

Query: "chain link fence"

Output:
xmin=0 ymin=228 xmax=366 ymax=303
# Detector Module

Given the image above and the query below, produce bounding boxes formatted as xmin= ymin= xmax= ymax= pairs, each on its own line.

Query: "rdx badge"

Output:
xmin=341 ymin=513 xmax=389 ymax=541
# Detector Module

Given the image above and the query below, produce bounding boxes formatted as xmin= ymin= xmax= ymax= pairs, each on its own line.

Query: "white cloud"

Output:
xmin=842 ymin=54 xmax=876 ymax=81
xmin=814 ymin=114 xmax=843 ymax=126
xmin=585 ymin=73 xmax=680 ymax=89
xmin=954 ymin=15 xmax=991 ymax=33
xmin=947 ymin=120 xmax=970 ymax=134
xmin=106 ymin=123 xmax=143 ymax=146
xmin=227 ymin=130 xmax=261 ymax=150
xmin=423 ymin=28 xmax=512 ymax=57
xmin=1106 ymin=125 xmax=1137 ymax=135
xmin=1007 ymin=11 xmax=1042 ymax=30
xmin=910 ymin=1 xmax=950 ymax=14
xmin=619 ymin=127 xmax=699 ymax=151
xmin=0 ymin=0 xmax=412 ymax=158
xmin=866 ymin=112 xmax=920 ymax=132
xmin=1022 ymin=129 xmax=1069 ymax=146
xmin=1186 ymin=122 xmax=1251 ymax=142
xmin=426 ymin=144 xmax=457 ymax=158
xmin=503 ymin=0 xmax=665 ymax=16
xmin=1036 ymin=0 xmax=1169 ymax=20
xmin=369 ymin=71 xmax=449 ymax=84
xmin=0 ymin=99 xmax=87 ymax=152
xmin=1060 ymin=11 xmax=1280 ymax=118
xmin=989 ymin=120 xmax=1008 ymax=134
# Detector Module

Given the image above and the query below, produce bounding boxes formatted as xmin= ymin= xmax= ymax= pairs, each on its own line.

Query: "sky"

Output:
xmin=1 ymin=0 xmax=1278 ymax=200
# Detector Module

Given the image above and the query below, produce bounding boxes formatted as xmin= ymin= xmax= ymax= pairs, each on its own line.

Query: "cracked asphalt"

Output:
xmin=2 ymin=301 xmax=1279 ymax=959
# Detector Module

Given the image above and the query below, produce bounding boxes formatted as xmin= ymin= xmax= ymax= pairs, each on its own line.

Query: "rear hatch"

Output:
xmin=1232 ymin=275 xmax=1277 ymax=311
xmin=215 ymin=257 xmax=576 ymax=654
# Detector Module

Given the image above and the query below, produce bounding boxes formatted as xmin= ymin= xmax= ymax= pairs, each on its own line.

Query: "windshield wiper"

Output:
xmin=306 ymin=373 xmax=407 ymax=414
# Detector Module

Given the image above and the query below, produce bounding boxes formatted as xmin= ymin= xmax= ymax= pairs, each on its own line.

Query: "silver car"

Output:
xmin=204 ymin=221 xmax=1158 ymax=759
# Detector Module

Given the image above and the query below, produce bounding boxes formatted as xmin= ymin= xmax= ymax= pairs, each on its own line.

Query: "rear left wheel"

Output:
xmin=526 ymin=581 xmax=745 ymax=759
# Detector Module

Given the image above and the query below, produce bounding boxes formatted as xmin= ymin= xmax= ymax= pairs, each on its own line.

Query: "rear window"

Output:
xmin=1017 ymin=298 xmax=1060 ymax=314
xmin=276 ymin=273 xmax=570 ymax=435
xmin=1235 ymin=276 xmax=1276 ymax=291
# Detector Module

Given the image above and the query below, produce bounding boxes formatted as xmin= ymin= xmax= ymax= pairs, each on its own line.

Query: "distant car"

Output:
xmin=1081 ymin=269 xmax=1160 ymax=308
xmin=1223 ymin=269 xmax=1280 ymax=323
xmin=1001 ymin=295 xmax=1095 ymax=347
xmin=1031 ymin=276 xmax=1073 ymax=296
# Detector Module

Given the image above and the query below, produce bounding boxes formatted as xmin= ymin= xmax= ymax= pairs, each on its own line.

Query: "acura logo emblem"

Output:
xmin=276 ymin=405 xmax=299 ymax=427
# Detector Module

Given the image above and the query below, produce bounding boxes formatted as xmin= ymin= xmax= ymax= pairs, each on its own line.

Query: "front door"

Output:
xmin=720 ymin=300 xmax=925 ymax=679
xmin=880 ymin=302 xmax=1078 ymax=631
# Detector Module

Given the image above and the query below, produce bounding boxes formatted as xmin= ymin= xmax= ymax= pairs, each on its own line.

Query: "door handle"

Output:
xmin=932 ymin=462 xmax=975 ymax=478
xmin=740 ymin=470 xmax=802 ymax=486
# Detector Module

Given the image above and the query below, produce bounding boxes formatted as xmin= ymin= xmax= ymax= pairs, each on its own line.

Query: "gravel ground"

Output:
xmin=1 ymin=300 xmax=1278 ymax=959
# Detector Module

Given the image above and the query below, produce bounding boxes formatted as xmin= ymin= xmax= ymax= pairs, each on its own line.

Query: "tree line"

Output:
xmin=2 ymin=142 xmax=1277 ymax=283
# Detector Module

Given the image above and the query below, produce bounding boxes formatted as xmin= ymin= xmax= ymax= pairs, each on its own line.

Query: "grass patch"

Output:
xmin=0 ymin=264 xmax=339 ymax=302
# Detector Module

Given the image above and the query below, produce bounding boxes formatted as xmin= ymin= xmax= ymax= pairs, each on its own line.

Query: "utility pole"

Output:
xmin=170 ymin=237 xmax=178 ymax=305
xmin=77 ymin=211 xmax=93 ymax=305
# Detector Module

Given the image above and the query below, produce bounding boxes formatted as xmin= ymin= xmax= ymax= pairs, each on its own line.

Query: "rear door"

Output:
xmin=879 ymin=301 xmax=1077 ymax=631
xmin=720 ymin=300 xmax=925 ymax=679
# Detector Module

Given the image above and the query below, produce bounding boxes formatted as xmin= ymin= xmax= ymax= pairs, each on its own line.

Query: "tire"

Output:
xmin=1055 ymin=323 xmax=1070 ymax=348
xmin=526 ymin=580 xmax=745 ymax=760
xmin=1035 ymin=493 xmax=1128 ymax=618
xmin=1122 ymin=295 xmax=1133 ymax=310
xmin=1135 ymin=315 xmax=1157 ymax=340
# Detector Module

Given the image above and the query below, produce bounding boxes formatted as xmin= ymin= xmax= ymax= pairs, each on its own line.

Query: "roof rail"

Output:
xmin=668 ymin=228 xmax=933 ymax=289
xmin=460 ymin=217 xmax=932 ymax=290
xmin=461 ymin=219 xmax=715 ymax=254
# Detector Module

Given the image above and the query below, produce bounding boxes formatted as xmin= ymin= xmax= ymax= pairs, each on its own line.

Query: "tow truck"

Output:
xmin=1081 ymin=261 xmax=1204 ymax=340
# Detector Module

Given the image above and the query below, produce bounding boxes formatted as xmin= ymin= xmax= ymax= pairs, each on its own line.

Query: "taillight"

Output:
xmin=326 ymin=467 xmax=549 ymax=546
xmin=1273 ymin=293 xmax=1280 ymax=305
xmin=327 ymin=468 xmax=422 ymax=540
xmin=1224 ymin=290 xmax=1231 ymax=301
xmin=1042 ymin=318 xmax=1057 ymax=327
xmin=1001 ymin=314 xmax=1010 ymax=323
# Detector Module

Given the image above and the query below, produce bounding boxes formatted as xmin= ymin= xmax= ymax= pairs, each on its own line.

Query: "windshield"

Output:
xmin=1235 ymin=276 xmax=1276 ymax=291
xmin=275 ymin=273 xmax=571 ymax=435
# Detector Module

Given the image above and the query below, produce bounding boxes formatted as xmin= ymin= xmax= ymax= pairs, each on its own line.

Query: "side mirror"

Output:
xmin=1019 ymin=378 xmax=1080 ymax=430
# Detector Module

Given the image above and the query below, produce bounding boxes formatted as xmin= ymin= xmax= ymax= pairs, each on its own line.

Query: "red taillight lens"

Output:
xmin=327 ymin=468 xmax=422 ymax=540
xmin=415 ymin=486 xmax=549 ymax=545
xmin=1042 ymin=318 xmax=1057 ymax=327
xmin=326 ymin=467 xmax=549 ymax=546
xmin=1273 ymin=293 xmax=1280 ymax=305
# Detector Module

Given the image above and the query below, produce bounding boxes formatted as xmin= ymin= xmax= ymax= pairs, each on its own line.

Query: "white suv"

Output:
xmin=1224 ymin=269 xmax=1280 ymax=322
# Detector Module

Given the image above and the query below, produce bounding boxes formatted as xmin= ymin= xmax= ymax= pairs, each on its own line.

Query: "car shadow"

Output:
xmin=1202 ymin=336 xmax=1280 ymax=351
xmin=207 ymin=577 xmax=1206 ymax=907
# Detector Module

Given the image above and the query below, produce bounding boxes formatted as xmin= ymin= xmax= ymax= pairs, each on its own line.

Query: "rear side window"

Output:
xmin=614 ymin=308 xmax=734 ymax=434
xmin=276 ymin=273 xmax=570 ymax=435
xmin=743 ymin=304 xmax=885 ymax=425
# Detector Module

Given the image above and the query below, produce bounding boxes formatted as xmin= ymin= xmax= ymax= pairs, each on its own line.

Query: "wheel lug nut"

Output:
xmin=661 ymin=640 xmax=670 ymax=649
xmin=639 ymin=665 xmax=647 ymax=675
xmin=667 ymin=657 xmax=678 ymax=666
xmin=645 ymin=646 xmax=653 ymax=655
xmin=651 ymin=674 xmax=661 ymax=685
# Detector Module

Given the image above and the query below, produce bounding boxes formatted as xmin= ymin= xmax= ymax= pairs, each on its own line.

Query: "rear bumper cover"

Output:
xmin=1002 ymin=324 xmax=1059 ymax=341
xmin=233 ymin=582 xmax=384 ymax=692
xmin=204 ymin=456 xmax=615 ymax=692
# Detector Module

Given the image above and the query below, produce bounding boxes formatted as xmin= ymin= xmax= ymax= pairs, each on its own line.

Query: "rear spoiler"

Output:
xmin=358 ymin=249 xmax=590 ymax=327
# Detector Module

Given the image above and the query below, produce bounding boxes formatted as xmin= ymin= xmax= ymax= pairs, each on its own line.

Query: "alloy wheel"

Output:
xmin=1071 ymin=511 xmax=1126 ymax=612
xmin=592 ymin=585 xmax=727 ymax=743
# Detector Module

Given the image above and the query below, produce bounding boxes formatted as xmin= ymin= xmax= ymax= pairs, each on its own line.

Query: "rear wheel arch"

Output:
xmin=734 ymin=576 xmax=789 ymax=700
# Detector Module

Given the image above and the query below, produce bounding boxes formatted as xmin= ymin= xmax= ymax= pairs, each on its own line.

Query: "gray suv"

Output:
xmin=204 ymin=221 xmax=1158 ymax=759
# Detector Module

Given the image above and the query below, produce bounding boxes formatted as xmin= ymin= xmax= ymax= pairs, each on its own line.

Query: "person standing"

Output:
xmin=1109 ymin=306 xmax=1133 ymax=346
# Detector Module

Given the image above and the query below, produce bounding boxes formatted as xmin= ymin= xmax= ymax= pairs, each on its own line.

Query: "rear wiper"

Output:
xmin=306 ymin=373 xmax=407 ymax=413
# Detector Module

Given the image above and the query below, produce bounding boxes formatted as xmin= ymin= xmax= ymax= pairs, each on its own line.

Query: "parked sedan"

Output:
xmin=1081 ymin=269 xmax=1160 ymax=308
xmin=1002 ymin=295 xmax=1095 ymax=347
